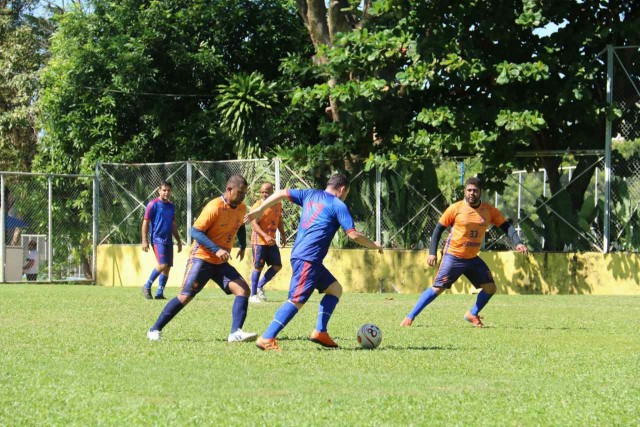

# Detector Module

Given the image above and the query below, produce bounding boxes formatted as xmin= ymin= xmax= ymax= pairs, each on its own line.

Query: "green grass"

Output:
xmin=1 ymin=285 xmax=639 ymax=426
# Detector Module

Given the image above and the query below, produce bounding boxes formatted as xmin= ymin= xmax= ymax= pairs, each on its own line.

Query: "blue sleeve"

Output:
xmin=287 ymin=189 xmax=307 ymax=207
xmin=335 ymin=201 xmax=355 ymax=233
xmin=191 ymin=226 xmax=221 ymax=254
xmin=236 ymin=224 xmax=246 ymax=250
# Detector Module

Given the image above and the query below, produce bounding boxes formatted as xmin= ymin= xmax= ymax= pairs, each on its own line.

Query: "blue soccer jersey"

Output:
xmin=288 ymin=189 xmax=356 ymax=263
xmin=144 ymin=198 xmax=175 ymax=244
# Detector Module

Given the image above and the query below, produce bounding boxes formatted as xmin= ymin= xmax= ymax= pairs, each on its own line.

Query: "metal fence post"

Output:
xmin=376 ymin=166 xmax=382 ymax=244
xmin=275 ymin=157 xmax=281 ymax=191
xmin=604 ymin=44 xmax=613 ymax=253
xmin=93 ymin=163 xmax=99 ymax=282
xmin=0 ymin=174 xmax=5 ymax=283
xmin=48 ymin=175 xmax=53 ymax=282
xmin=186 ymin=160 xmax=192 ymax=246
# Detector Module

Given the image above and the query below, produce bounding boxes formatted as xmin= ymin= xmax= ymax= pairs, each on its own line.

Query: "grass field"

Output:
xmin=1 ymin=285 xmax=639 ymax=426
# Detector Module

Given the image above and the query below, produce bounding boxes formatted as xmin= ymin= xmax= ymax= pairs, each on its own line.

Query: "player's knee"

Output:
xmin=482 ymin=283 xmax=497 ymax=294
xmin=273 ymin=265 xmax=282 ymax=273
xmin=231 ymin=280 xmax=251 ymax=297
xmin=325 ymin=281 xmax=343 ymax=298
xmin=157 ymin=263 xmax=168 ymax=272
xmin=178 ymin=294 xmax=193 ymax=305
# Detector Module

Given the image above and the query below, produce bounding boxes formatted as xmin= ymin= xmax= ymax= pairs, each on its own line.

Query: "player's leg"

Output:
xmin=142 ymin=244 xmax=163 ymax=299
xmin=401 ymin=254 xmax=461 ymax=326
xmin=257 ymin=246 xmax=282 ymax=301
xmin=211 ymin=263 xmax=257 ymax=342
xmin=308 ymin=266 xmax=341 ymax=348
xmin=155 ymin=244 xmax=173 ymax=299
xmin=250 ymin=244 xmax=265 ymax=302
xmin=463 ymin=258 xmax=496 ymax=327
xmin=147 ymin=258 xmax=207 ymax=340
xmin=256 ymin=259 xmax=315 ymax=350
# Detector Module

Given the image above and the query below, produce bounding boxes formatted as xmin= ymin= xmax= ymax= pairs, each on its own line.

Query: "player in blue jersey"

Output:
xmin=244 ymin=174 xmax=382 ymax=351
xmin=141 ymin=181 xmax=182 ymax=300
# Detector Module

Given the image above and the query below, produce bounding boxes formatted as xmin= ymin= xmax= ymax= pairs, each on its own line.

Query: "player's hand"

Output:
xmin=515 ymin=244 xmax=528 ymax=255
xmin=280 ymin=233 xmax=287 ymax=247
xmin=236 ymin=249 xmax=246 ymax=261
xmin=427 ymin=254 xmax=437 ymax=267
xmin=244 ymin=209 xmax=264 ymax=224
xmin=264 ymin=235 xmax=275 ymax=246
xmin=216 ymin=248 xmax=230 ymax=262
xmin=141 ymin=241 xmax=149 ymax=252
xmin=177 ymin=240 xmax=182 ymax=253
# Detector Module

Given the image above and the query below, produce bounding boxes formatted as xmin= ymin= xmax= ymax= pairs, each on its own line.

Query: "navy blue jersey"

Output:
xmin=144 ymin=198 xmax=175 ymax=245
xmin=288 ymin=189 xmax=355 ymax=263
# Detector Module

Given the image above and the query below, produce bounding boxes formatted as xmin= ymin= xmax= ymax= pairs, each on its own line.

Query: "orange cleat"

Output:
xmin=256 ymin=336 xmax=281 ymax=351
xmin=309 ymin=330 xmax=339 ymax=348
xmin=464 ymin=311 xmax=484 ymax=327
xmin=400 ymin=317 xmax=413 ymax=327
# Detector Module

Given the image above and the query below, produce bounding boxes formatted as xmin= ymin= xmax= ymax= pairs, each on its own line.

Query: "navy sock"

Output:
xmin=151 ymin=297 xmax=184 ymax=331
xmin=470 ymin=290 xmax=493 ymax=316
xmin=315 ymin=294 xmax=339 ymax=332
xmin=230 ymin=296 xmax=249 ymax=333
xmin=262 ymin=301 xmax=299 ymax=339
xmin=145 ymin=269 xmax=161 ymax=289
xmin=251 ymin=270 xmax=261 ymax=296
xmin=258 ymin=267 xmax=278 ymax=288
xmin=155 ymin=274 xmax=168 ymax=297
xmin=407 ymin=287 xmax=439 ymax=320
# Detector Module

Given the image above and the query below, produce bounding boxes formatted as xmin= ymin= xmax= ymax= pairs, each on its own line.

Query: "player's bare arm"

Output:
xmin=277 ymin=220 xmax=287 ymax=247
xmin=346 ymin=229 xmax=383 ymax=253
xmin=141 ymin=219 xmax=150 ymax=252
xmin=251 ymin=219 xmax=274 ymax=245
xmin=244 ymin=189 xmax=289 ymax=223
xmin=498 ymin=221 xmax=528 ymax=256
xmin=172 ymin=221 xmax=182 ymax=253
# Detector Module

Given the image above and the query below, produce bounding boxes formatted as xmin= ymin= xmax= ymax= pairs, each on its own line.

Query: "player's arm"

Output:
xmin=251 ymin=219 xmax=274 ymax=245
xmin=141 ymin=219 xmax=150 ymax=252
xmin=277 ymin=219 xmax=287 ymax=246
xmin=498 ymin=221 xmax=528 ymax=254
xmin=172 ymin=221 xmax=182 ymax=253
xmin=427 ymin=223 xmax=447 ymax=266
xmin=235 ymin=224 xmax=247 ymax=260
xmin=346 ymin=229 xmax=383 ymax=253
xmin=190 ymin=226 xmax=228 ymax=260
xmin=244 ymin=190 xmax=289 ymax=223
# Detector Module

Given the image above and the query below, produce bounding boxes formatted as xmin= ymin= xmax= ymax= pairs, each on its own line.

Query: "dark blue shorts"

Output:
xmin=288 ymin=259 xmax=337 ymax=304
xmin=433 ymin=253 xmax=494 ymax=289
xmin=152 ymin=243 xmax=173 ymax=267
xmin=180 ymin=257 xmax=244 ymax=296
xmin=252 ymin=244 xmax=282 ymax=269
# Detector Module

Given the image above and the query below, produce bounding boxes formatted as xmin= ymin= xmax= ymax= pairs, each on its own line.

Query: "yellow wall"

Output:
xmin=96 ymin=245 xmax=640 ymax=295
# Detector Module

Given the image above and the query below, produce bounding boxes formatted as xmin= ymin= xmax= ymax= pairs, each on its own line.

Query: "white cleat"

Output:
xmin=147 ymin=329 xmax=162 ymax=341
xmin=256 ymin=288 xmax=268 ymax=302
xmin=249 ymin=295 xmax=262 ymax=304
xmin=227 ymin=329 xmax=258 ymax=343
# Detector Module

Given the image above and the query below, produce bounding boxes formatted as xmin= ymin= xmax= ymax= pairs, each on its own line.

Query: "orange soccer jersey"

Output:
xmin=191 ymin=197 xmax=246 ymax=264
xmin=439 ymin=200 xmax=506 ymax=259
xmin=250 ymin=200 xmax=282 ymax=245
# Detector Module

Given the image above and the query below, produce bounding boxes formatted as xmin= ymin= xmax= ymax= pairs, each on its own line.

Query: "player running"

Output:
xmin=245 ymin=174 xmax=382 ymax=351
xmin=401 ymin=177 xmax=528 ymax=328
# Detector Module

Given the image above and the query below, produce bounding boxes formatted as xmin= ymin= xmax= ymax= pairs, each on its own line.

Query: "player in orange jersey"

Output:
xmin=401 ymin=177 xmax=528 ymax=328
xmin=147 ymin=175 xmax=257 ymax=342
xmin=249 ymin=182 xmax=286 ymax=303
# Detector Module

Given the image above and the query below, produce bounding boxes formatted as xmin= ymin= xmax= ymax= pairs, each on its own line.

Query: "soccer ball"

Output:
xmin=357 ymin=323 xmax=382 ymax=349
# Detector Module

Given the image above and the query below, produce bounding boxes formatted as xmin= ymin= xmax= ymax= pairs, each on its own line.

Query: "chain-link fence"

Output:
xmin=0 ymin=172 xmax=95 ymax=282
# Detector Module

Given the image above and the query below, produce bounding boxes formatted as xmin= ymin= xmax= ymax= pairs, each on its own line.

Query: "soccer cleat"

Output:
xmin=154 ymin=295 xmax=166 ymax=300
xmin=141 ymin=286 xmax=153 ymax=300
xmin=256 ymin=287 xmax=268 ymax=302
xmin=464 ymin=311 xmax=484 ymax=327
xmin=227 ymin=329 xmax=258 ymax=343
xmin=256 ymin=336 xmax=281 ymax=351
xmin=400 ymin=317 xmax=413 ymax=327
xmin=249 ymin=295 xmax=262 ymax=304
xmin=147 ymin=329 xmax=162 ymax=341
xmin=309 ymin=330 xmax=339 ymax=348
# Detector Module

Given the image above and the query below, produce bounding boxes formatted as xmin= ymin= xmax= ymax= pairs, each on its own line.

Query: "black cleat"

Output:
xmin=154 ymin=295 xmax=166 ymax=300
xmin=141 ymin=286 xmax=153 ymax=300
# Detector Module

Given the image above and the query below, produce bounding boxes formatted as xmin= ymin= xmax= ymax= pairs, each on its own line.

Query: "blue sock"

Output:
xmin=470 ymin=290 xmax=493 ymax=316
xmin=251 ymin=270 xmax=261 ymax=296
xmin=145 ymin=269 xmax=161 ymax=289
xmin=258 ymin=267 xmax=278 ymax=288
xmin=315 ymin=295 xmax=339 ymax=332
xmin=407 ymin=287 xmax=439 ymax=320
xmin=230 ymin=296 xmax=248 ymax=333
xmin=151 ymin=297 xmax=184 ymax=331
xmin=262 ymin=301 xmax=299 ymax=339
xmin=155 ymin=274 xmax=168 ymax=297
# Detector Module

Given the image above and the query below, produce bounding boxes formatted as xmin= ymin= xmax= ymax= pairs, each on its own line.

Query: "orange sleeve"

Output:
xmin=439 ymin=203 xmax=458 ymax=227
xmin=193 ymin=201 xmax=219 ymax=232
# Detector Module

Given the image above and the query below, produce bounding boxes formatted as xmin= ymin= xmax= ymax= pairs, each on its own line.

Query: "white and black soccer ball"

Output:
xmin=357 ymin=323 xmax=382 ymax=349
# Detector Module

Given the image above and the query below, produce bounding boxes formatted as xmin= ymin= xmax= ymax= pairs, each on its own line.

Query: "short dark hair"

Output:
xmin=159 ymin=180 xmax=172 ymax=189
xmin=327 ymin=174 xmax=350 ymax=189
xmin=227 ymin=175 xmax=248 ymax=188
xmin=465 ymin=177 xmax=482 ymax=189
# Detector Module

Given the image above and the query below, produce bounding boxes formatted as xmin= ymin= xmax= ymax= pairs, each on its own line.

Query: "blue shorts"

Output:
xmin=180 ymin=257 xmax=244 ymax=296
xmin=252 ymin=244 xmax=282 ymax=269
xmin=434 ymin=253 xmax=494 ymax=289
xmin=288 ymin=259 xmax=337 ymax=304
xmin=152 ymin=243 xmax=173 ymax=267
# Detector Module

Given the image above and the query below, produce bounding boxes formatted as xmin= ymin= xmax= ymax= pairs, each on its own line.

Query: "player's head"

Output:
xmin=226 ymin=175 xmax=248 ymax=206
xmin=260 ymin=182 xmax=274 ymax=200
xmin=158 ymin=181 xmax=172 ymax=201
xmin=28 ymin=240 xmax=36 ymax=250
xmin=464 ymin=177 xmax=482 ymax=206
xmin=326 ymin=174 xmax=350 ymax=201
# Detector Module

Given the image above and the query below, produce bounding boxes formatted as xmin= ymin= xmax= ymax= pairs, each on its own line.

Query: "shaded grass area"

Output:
xmin=1 ymin=285 xmax=639 ymax=425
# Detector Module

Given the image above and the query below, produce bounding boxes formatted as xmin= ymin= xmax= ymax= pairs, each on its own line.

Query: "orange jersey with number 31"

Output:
xmin=439 ymin=201 xmax=506 ymax=259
